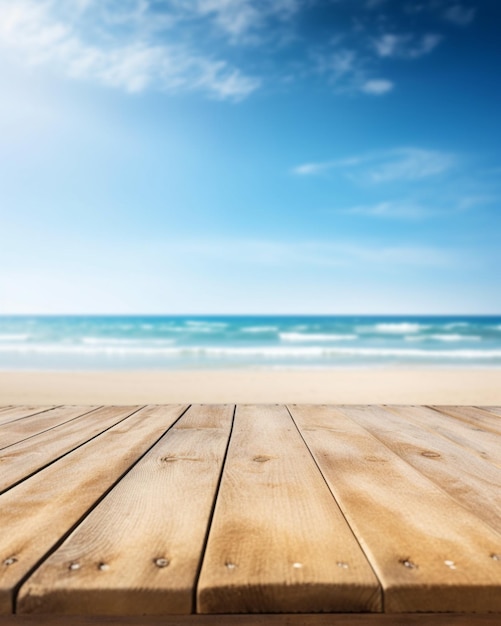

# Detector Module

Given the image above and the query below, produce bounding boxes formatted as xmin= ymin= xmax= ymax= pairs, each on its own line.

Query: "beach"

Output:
xmin=1 ymin=368 xmax=500 ymax=405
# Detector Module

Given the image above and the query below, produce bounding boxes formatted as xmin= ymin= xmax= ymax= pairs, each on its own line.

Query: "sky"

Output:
xmin=0 ymin=0 xmax=500 ymax=314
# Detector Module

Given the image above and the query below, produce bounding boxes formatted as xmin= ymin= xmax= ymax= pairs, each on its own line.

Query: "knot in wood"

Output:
xmin=253 ymin=455 xmax=272 ymax=463
xmin=225 ymin=562 xmax=237 ymax=570
xmin=421 ymin=451 xmax=441 ymax=458
xmin=98 ymin=562 xmax=110 ymax=571
xmin=491 ymin=554 xmax=501 ymax=561
xmin=3 ymin=557 xmax=17 ymax=567
xmin=68 ymin=562 xmax=81 ymax=571
xmin=400 ymin=558 xmax=418 ymax=569
xmin=154 ymin=558 xmax=170 ymax=568
xmin=336 ymin=561 xmax=349 ymax=569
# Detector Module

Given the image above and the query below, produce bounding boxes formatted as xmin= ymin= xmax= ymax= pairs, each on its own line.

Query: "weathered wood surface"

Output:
xmin=431 ymin=405 xmax=501 ymax=436
xmin=18 ymin=405 xmax=234 ymax=616
xmin=289 ymin=405 xmax=501 ymax=613
xmin=198 ymin=405 xmax=380 ymax=614
xmin=0 ymin=406 xmax=57 ymax=427
xmin=1 ymin=405 xmax=500 ymax=621
xmin=0 ymin=405 xmax=100 ymax=451
xmin=0 ymin=406 xmax=143 ymax=494
xmin=0 ymin=405 xmax=188 ymax=614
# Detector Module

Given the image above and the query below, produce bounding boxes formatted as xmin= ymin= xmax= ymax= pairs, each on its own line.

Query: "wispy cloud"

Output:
xmin=0 ymin=0 xmax=479 ymax=101
xmin=443 ymin=4 xmax=476 ymax=26
xmin=293 ymin=147 xmax=456 ymax=182
xmin=0 ymin=0 xmax=260 ymax=100
xmin=340 ymin=201 xmax=432 ymax=219
xmin=177 ymin=237 xmax=456 ymax=269
xmin=361 ymin=78 xmax=394 ymax=95
xmin=373 ymin=33 xmax=442 ymax=59
xmin=187 ymin=0 xmax=302 ymax=42
xmin=365 ymin=148 xmax=455 ymax=183
xmin=313 ymin=46 xmax=395 ymax=96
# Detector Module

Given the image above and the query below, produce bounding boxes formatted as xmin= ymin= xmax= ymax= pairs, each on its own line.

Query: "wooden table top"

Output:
xmin=0 ymin=404 xmax=500 ymax=625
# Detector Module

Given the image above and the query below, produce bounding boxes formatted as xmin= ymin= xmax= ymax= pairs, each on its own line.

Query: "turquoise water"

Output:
xmin=0 ymin=315 xmax=500 ymax=370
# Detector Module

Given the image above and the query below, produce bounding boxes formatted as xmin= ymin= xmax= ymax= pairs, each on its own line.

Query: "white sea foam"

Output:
xmin=280 ymin=333 xmax=357 ymax=342
xmin=430 ymin=334 xmax=481 ymax=342
xmin=82 ymin=337 xmax=174 ymax=346
xmin=242 ymin=326 xmax=278 ymax=333
xmin=444 ymin=322 xmax=469 ymax=330
xmin=1 ymin=343 xmax=500 ymax=360
xmin=373 ymin=323 xmax=427 ymax=334
xmin=0 ymin=334 xmax=29 ymax=342
xmin=185 ymin=320 xmax=228 ymax=328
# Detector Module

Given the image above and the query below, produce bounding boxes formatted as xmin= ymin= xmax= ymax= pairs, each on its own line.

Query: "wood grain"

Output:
xmin=289 ymin=404 xmax=501 ymax=613
xmin=0 ymin=406 xmax=100 ymax=451
xmin=18 ymin=405 xmax=234 ymax=616
xmin=384 ymin=404 xmax=501 ymax=469
xmin=197 ymin=404 xmax=381 ymax=614
xmin=0 ymin=407 xmax=57 ymax=427
xmin=340 ymin=405 xmax=501 ymax=533
xmin=431 ymin=406 xmax=501 ymax=436
xmin=0 ymin=405 xmax=187 ymax=615
xmin=0 ymin=406 xmax=145 ymax=494
xmin=477 ymin=406 xmax=501 ymax=417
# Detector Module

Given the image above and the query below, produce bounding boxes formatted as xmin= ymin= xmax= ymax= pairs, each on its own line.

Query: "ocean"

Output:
xmin=0 ymin=315 xmax=500 ymax=370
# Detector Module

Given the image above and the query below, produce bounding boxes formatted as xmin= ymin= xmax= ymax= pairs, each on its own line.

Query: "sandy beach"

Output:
xmin=1 ymin=368 xmax=500 ymax=405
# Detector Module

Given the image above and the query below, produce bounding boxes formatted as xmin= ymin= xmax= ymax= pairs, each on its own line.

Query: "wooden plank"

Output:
xmin=0 ymin=406 xmax=101 ymax=451
xmin=0 ymin=404 xmax=188 ymax=615
xmin=0 ymin=406 xmax=145 ymax=494
xmin=289 ymin=405 xmax=501 ymax=613
xmin=2 ymin=613 xmax=501 ymax=626
xmin=197 ymin=404 xmax=381 ymax=614
xmin=337 ymin=405 xmax=501 ymax=534
xmin=430 ymin=406 xmax=501 ymax=436
xmin=18 ymin=405 xmax=234 ymax=616
xmin=479 ymin=406 xmax=501 ymax=417
xmin=384 ymin=405 xmax=501 ymax=469
xmin=0 ymin=407 xmax=57 ymax=427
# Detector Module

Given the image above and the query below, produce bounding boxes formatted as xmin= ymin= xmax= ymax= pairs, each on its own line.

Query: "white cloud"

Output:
xmin=366 ymin=148 xmax=455 ymax=183
xmin=292 ymin=155 xmax=365 ymax=176
xmin=361 ymin=78 xmax=394 ymax=95
xmin=293 ymin=147 xmax=456 ymax=182
xmin=373 ymin=32 xmax=442 ymax=59
xmin=444 ymin=4 xmax=476 ymax=26
xmin=183 ymin=0 xmax=302 ymax=42
xmin=0 ymin=0 xmax=259 ymax=100
xmin=341 ymin=201 xmax=431 ymax=219
xmin=314 ymin=48 xmax=395 ymax=97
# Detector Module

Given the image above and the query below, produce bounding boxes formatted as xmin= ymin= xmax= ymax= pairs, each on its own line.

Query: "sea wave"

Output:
xmin=82 ymin=337 xmax=175 ymax=346
xmin=185 ymin=320 xmax=228 ymax=328
xmin=430 ymin=334 xmax=481 ymax=342
xmin=242 ymin=326 xmax=278 ymax=333
xmin=0 ymin=334 xmax=30 ymax=342
xmin=1 ymin=343 xmax=500 ymax=360
xmin=405 ymin=334 xmax=482 ymax=342
xmin=373 ymin=323 xmax=428 ymax=334
xmin=280 ymin=333 xmax=357 ymax=342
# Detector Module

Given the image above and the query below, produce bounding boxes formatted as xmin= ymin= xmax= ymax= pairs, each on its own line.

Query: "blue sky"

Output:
xmin=0 ymin=0 xmax=499 ymax=314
